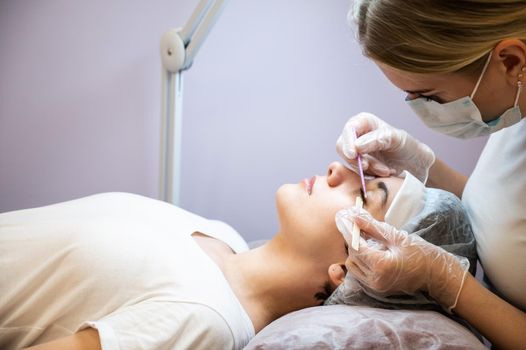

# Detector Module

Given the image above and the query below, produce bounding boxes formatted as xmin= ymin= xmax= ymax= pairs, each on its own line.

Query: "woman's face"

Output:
xmin=275 ymin=161 xmax=403 ymax=265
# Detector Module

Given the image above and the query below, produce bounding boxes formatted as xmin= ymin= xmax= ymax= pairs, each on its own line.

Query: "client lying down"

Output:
xmin=0 ymin=161 xmax=476 ymax=350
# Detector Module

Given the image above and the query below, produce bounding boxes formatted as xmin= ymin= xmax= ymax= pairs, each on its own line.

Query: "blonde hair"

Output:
xmin=350 ymin=0 xmax=526 ymax=74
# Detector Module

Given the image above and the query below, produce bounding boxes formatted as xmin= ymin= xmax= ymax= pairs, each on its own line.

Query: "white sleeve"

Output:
xmin=79 ymin=301 xmax=235 ymax=350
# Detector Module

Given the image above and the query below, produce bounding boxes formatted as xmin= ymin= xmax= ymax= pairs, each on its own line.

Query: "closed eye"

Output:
xmin=421 ymin=94 xmax=443 ymax=103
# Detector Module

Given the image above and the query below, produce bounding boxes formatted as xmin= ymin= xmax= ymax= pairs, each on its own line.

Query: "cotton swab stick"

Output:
xmin=352 ymin=196 xmax=363 ymax=251
xmin=351 ymin=127 xmax=368 ymax=199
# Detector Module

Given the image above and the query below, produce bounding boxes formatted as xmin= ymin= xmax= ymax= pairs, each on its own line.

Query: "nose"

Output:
xmin=327 ymin=161 xmax=360 ymax=188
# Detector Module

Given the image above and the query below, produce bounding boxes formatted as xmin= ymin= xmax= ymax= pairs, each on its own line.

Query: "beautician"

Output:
xmin=335 ymin=1 xmax=526 ymax=348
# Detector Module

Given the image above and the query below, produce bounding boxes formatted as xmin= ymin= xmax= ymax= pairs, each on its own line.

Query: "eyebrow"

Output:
xmin=377 ymin=181 xmax=389 ymax=208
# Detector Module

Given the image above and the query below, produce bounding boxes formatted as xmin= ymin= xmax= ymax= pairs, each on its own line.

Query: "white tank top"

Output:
xmin=462 ymin=119 xmax=526 ymax=311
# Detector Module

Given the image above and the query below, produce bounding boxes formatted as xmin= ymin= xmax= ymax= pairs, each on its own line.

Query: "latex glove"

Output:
xmin=335 ymin=207 xmax=469 ymax=313
xmin=336 ymin=112 xmax=436 ymax=183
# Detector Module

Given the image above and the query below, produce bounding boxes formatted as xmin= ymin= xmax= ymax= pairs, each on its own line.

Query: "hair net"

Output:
xmin=325 ymin=186 xmax=477 ymax=314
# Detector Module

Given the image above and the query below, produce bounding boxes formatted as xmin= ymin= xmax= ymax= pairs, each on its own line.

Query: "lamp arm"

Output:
xmin=183 ymin=0 xmax=229 ymax=70
xmin=180 ymin=0 xmax=214 ymax=46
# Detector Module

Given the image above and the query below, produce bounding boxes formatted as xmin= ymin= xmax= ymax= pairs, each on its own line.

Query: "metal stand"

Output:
xmin=159 ymin=0 xmax=229 ymax=205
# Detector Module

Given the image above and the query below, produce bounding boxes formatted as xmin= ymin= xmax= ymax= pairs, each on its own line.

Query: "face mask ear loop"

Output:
xmin=470 ymin=51 xmax=493 ymax=99
xmin=514 ymin=67 xmax=525 ymax=107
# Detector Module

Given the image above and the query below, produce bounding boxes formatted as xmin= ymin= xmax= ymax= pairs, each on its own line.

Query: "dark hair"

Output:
xmin=314 ymin=281 xmax=335 ymax=306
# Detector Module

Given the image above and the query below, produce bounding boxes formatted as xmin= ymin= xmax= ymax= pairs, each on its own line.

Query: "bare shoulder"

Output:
xmin=25 ymin=328 xmax=101 ymax=350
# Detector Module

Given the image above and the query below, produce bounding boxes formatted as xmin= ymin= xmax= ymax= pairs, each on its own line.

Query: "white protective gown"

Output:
xmin=462 ymin=119 xmax=526 ymax=311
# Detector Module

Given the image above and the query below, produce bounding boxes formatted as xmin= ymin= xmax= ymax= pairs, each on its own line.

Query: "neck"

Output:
xmin=222 ymin=234 xmax=324 ymax=333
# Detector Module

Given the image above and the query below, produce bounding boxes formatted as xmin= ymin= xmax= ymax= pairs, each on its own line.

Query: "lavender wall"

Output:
xmin=0 ymin=0 xmax=487 ymax=242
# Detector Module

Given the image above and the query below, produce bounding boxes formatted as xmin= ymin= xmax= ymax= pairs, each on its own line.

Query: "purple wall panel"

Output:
xmin=0 ymin=0 xmax=487 ymax=241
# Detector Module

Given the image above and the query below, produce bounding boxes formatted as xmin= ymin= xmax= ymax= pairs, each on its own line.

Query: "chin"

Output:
xmin=275 ymin=183 xmax=301 ymax=209
xmin=276 ymin=183 xmax=315 ymax=234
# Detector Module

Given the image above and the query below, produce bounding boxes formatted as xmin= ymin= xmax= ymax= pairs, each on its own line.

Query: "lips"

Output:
xmin=303 ymin=176 xmax=316 ymax=195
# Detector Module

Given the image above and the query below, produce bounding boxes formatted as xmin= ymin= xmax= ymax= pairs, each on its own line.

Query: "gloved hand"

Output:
xmin=336 ymin=112 xmax=436 ymax=183
xmin=335 ymin=207 xmax=469 ymax=313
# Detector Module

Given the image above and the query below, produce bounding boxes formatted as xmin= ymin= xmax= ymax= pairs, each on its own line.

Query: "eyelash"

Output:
xmin=359 ymin=188 xmax=367 ymax=205
xmin=421 ymin=94 xmax=441 ymax=103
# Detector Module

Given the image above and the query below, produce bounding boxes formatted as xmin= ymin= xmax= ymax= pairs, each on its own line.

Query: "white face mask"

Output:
xmin=406 ymin=51 xmax=524 ymax=139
